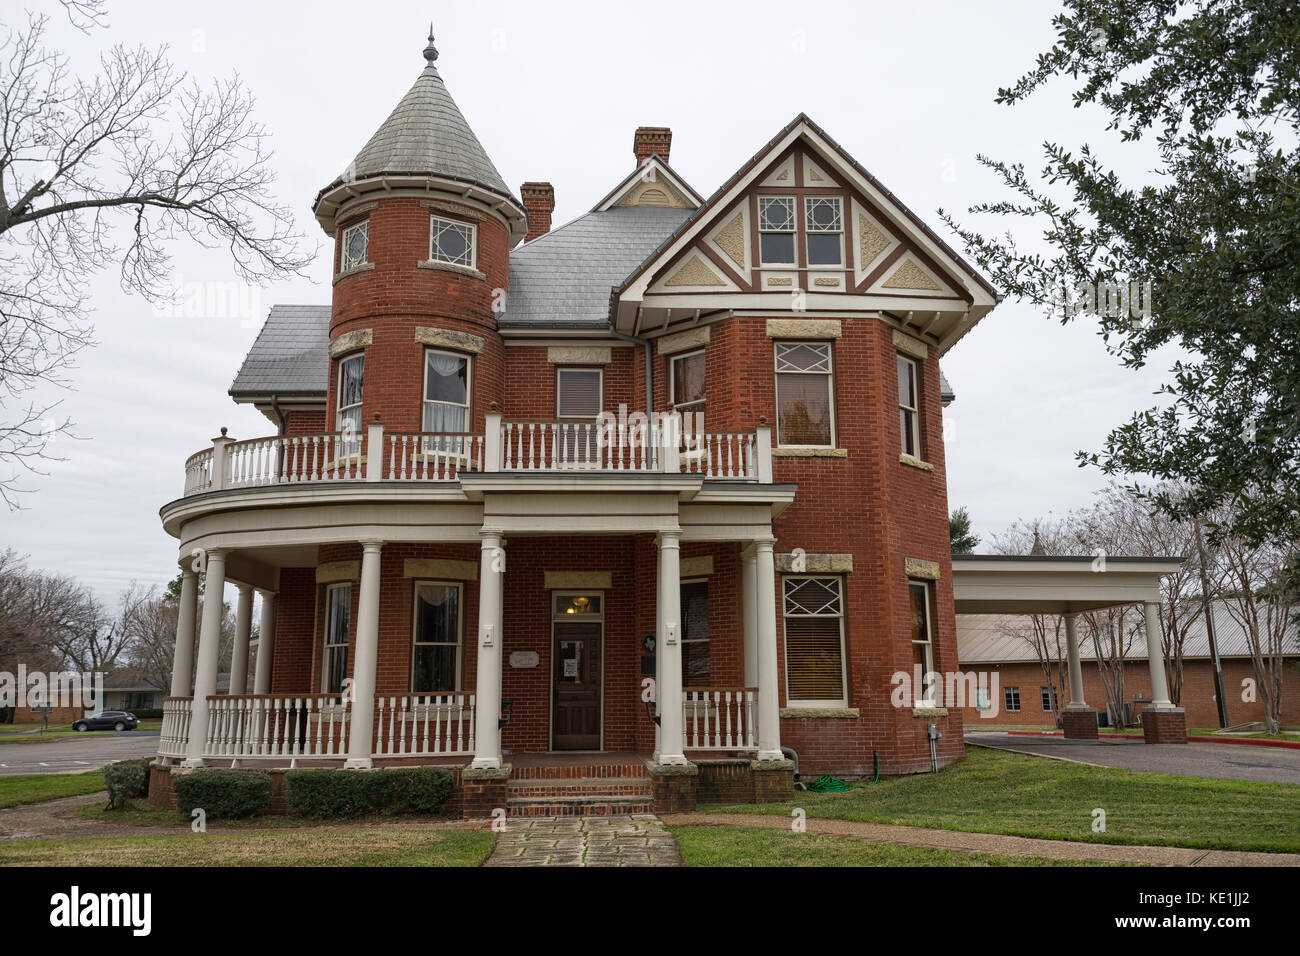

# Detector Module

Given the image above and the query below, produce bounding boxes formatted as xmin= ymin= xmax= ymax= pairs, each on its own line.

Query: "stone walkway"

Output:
xmin=483 ymin=814 xmax=683 ymax=867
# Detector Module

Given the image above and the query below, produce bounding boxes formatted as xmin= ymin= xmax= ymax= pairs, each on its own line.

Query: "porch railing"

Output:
xmin=373 ymin=693 xmax=476 ymax=756
xmin=180 ymin=414 xmax=772 ymax=496
xmin=683 ymin=688 xmax=758 ymax=751
xmin=204 ymin=694 xmax=350 ymax=759
xmin=159 ymin=696 xmax=193 ymax=758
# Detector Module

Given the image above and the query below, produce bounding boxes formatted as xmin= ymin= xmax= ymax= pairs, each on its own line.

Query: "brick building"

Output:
xmin=957 ymin=603 xmax=1300 ymax=729
xmin=153 ymin=31 xmax=1185 ymax=816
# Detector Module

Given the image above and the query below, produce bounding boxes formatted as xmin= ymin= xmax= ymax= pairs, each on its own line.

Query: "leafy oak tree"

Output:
xmin=940 ymin=1 xmax=1300 ymax=577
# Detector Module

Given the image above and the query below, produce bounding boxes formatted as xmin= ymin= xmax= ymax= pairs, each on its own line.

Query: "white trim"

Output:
xmin=321 ymin=582 xmax=352 ymax=694
xmin=428 ymin=213 xmax=477 ymax=270
xmin=896 ymin=352 xmax=920 ymax=459
xmin=410 ymin=580 xmax=464 ymax=693
xmin=669 ymin=348 xmax=706 ymax=413
xmin=340 ymin=219 xmax=369 ymax=273
xmin=593 ymin=156 xmax=703 ymax=212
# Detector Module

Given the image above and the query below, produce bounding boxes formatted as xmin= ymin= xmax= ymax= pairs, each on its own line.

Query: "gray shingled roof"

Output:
xmin=319 ymin=51 xmax=512 ymax=202
xmin=229 ymin=304 xmax=329 ymax=397
xmin=501 ymin=206 xmax=695 ymax=327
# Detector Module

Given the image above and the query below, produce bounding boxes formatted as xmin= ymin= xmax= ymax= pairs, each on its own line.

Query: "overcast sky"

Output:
xmin=3 ymin=0 xmax=1177 ymax=604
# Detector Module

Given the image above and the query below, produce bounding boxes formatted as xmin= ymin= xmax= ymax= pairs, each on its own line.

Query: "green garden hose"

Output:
xmin=806 ymin=774 xmax=852 ymax=792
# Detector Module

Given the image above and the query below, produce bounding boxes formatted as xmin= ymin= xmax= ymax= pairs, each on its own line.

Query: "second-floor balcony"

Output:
xmin=181 ymin=412 xmax=774 ymax=498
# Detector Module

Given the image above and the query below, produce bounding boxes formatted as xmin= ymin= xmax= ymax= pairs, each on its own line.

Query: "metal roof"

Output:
xmin=501 ymin=206 xmax=695 ymax=327
xmin=229 ymin=304 xmax=329 ymax=398
xmin=958 ymin=600 xmax=1300 ymax=663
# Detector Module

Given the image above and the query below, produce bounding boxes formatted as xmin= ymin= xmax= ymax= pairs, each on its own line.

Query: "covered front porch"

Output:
xmin=155 ymin=485 xmax=797 ymax=812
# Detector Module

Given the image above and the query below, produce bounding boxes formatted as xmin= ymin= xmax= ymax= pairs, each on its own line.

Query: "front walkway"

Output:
xmin=966 ymin=732 xmax=1300 ymax=784
xmin=483 ymin=814 xmax=682 ymax=867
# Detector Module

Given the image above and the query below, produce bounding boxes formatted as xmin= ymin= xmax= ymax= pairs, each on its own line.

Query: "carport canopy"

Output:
xmin=950 ymin=555 xmax=1189 ymax=739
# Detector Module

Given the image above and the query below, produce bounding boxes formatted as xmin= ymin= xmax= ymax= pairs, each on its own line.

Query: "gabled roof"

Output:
xmin=229 ymin=304 xmax=329 ymax=399
xmin=591 ymin=155 xmax=703 ymax=212
xmin=502 ymin=206 xmax=694 ymax=328
xmin=613 ymin=113 xmax=1001 ymax=352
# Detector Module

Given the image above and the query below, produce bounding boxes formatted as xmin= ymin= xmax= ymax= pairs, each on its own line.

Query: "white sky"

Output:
xmin=3 ymin=0 xmax=1177 ymax=604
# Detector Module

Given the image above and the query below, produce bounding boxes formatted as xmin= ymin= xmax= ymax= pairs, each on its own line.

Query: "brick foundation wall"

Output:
xmin=696 ymin=759 xmax=754 ymax=804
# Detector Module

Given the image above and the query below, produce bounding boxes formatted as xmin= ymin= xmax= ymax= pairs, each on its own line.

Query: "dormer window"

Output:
xmin=758 ymin=197 xmax=796 ymax=265
xmin=430 ymin=215 xmax=475 ymax=268
xmin=340 ymin=220 xmax=369 ymax=272
xmin=805 ymin=197 xmax=843 ymax=267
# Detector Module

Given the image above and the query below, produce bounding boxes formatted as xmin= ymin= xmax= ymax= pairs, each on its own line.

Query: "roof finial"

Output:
xmin=423 ymin=23 xmax=438 ymax=63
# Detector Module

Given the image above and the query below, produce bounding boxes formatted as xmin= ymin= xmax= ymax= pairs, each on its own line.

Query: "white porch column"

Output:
xmin=183 ymin=549 xmax=226 ymax=766
xmin=741 ymin=546 xmax=758 ymax=688
xmin=345 ymin=541 xmax=384 ymax=769
xmin=169 ymin=568 xmax=199 ymax=698
xmin=471 ymin=531 xmax=505 ymax=769
xmin=1144 ymin=600 xmax=1175 ymax=710
xmin=653 ymin=530 xmax=687 ymax=765
xmin=754 ymin=537 xmax=783 ymax=762
xmin=229 ymin=584 xmax=254 ymax=695
xmin=253 ymin=590 xmax=276 ymax=695
xmin=1063 ymin=612 xmax=1088 ymax=709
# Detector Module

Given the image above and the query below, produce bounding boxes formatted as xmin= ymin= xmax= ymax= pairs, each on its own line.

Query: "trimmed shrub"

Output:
xmin=286 ymin=767 xmax=454 ymax=818
xmin=173 ymin=769 xmax=271 ymax=819
xmin=103 ymin=757 xmax=152 ymax=809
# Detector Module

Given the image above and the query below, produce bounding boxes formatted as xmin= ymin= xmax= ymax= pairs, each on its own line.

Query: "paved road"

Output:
xmin=0 ymin=734 xmax=160 ymax=776
xmin=966 ymin=732 xmax=1300 ymax=785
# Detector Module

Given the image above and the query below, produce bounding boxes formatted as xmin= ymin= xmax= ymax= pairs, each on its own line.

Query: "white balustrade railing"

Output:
xmin=226 ymin=433 xmax=364 ymax=488
xmin=181 ymin=419 xmax=768 ymax=496
xmin=683 ymin=688 xmax=758 ymax=751
xmin=159 ymin=697 xmax=193 ymax=758
xmin=204 ymin=695 xmax=350 ymax=759
xmin=682 ymin=432 xmax=757 ymax=480
xmin=183 ymin=451 xmax=213 ymax=495
xmin=500 ymin=420 xmax=658 ymax=472
xmin=387 ymin=433 xmax=482 ymax=481
xmin=372 ymin=693 xmax=476 ymax=756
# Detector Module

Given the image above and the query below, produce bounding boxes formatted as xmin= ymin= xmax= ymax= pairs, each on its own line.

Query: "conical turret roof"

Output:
xmin=313 ymin=29 xmax=522 ymax=235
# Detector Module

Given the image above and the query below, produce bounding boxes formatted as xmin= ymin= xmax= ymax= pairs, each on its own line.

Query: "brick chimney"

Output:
xmin=633 ymin=127 xmax=672 ymax=167
xmin=520 ymin=182 xmax=555 ymax=242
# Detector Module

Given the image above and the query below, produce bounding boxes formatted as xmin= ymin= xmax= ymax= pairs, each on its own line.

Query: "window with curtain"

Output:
xmin=412 ymin=582 xmax=461 ymax=693
xmin=782 ymin=576 xmax=846 ymax=704
xmin=680 ymin=580 xmax=710 ymax=687
xmin=671 ymin=350 xmax=706 ymax=414
xmin=336 ymin=354 xmax=364 ymax=455
xmin=423 ymin=350 xmax=470 ymax=441
xmin=774 ymin=342 xmax=834 ymax=446
xmin=322 ymin=584 xmax=351 ymax=695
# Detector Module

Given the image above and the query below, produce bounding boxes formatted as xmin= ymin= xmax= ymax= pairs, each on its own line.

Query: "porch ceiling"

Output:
xmin=951 ymin=555 xmax=1185 ymax=615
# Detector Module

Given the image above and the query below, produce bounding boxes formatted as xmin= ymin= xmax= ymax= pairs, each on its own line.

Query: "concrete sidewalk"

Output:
xmin=660 ymin=813 xmax=1300 ymax=867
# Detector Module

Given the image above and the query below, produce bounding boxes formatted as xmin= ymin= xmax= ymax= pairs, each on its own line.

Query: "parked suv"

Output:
xmin=72 ymin=711 xmax=139 ymax=732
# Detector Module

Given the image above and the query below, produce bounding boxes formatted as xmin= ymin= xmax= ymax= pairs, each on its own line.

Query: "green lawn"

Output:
xmin=0 ymin=827 xmax=495 ymax=866
xmin=671 ymin=825 xmax=1115 ymax=866
xmin=0 ymin=731 xmax=115 ymax=744
xmin=701 ymin=746 xmax=1300 ymax=853
xmin=0 ymin=772 xmax=107 ymax=809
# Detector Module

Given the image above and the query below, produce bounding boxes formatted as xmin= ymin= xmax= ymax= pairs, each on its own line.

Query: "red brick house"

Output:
xmin=157 ymin=30 xmax=1183 ymax=816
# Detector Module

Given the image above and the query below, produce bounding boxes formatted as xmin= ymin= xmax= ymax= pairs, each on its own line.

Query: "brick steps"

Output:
xmin=506 ymin=760 xmax=652 ymax=815
xmin=506 ymin=795 xmax=654 ymax=817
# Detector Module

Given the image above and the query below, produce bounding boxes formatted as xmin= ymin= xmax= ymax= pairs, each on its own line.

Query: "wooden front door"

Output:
xmin=552 ymin=621 xmax=602 ymax=750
